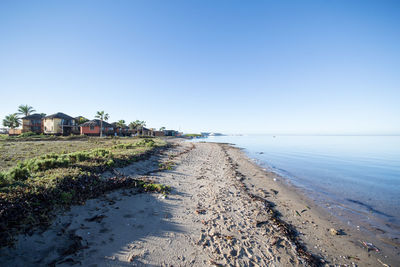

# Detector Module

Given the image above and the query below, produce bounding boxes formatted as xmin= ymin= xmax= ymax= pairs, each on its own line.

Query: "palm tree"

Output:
xmin=3 ymin=113 xmax=21 ymax=129
xmin=128 ymin=120 xmax=146 ymax=135
xmin=116 ymin=120 xmax=126 ymax=128
xmin=18 ymin=105 xmax=36 ymax=117
xmin=95 ymin=111 xmax=109 ymax=137
xmin=115 ymin=120 xmax=126 ymax=136
xmin=135 ymin=120 xmax=146 ymax=136
xmin=129 ymin=121 xmax=138 ymax=130
xmin=159 ymin=127 xmax=166 ymax=131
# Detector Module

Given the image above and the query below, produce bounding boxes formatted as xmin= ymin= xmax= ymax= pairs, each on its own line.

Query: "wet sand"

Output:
xmin=0 ymin=140 xmax=398 ymax=266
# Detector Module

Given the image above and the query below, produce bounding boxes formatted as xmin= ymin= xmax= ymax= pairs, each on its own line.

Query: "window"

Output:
xmin=90 ymin=126 xmax=94 ymax=130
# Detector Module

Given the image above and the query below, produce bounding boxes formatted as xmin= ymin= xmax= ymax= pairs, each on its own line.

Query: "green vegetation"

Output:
xmin=185 ymin=133 xmax=202 ymax=137
xmin=116 ymin=120 xmax=126 ymax=128
xmin=0 ymin=138 xmax=164 ymax=184
xmin=2 ymin=113 xmax=20 ymax=129
xmin=159 ymin=160 xmax=175 ymax=170
xmin=95 ymin=110 xmax=110 ymax=137
xmin=77 ymin=116 xmax=89 ymax=124
xmin=0 ymin=137 xmax=168 ymax=246
xmin=18 ymin=131 xmax=39 ymax=138
xmin=17 ymin=104 xmax=36 ymax=117
xmin=129 ymin=120 xmax=146 ymax=135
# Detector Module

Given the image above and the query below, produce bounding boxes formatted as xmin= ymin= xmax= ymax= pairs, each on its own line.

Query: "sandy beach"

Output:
xmin=0 ymin=140 xmax=397 ymax=266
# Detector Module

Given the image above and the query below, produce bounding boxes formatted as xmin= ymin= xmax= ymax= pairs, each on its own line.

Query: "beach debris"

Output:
xmin=271 ymin=189 xmax=279 ymax=195
xmin=360 ymin=240 xmax=380 ymax=252
xmin=128 ymin=254 xmax=136 ymax=262
xmin=256 ymin=220 xmax=268 ymax=227
xmin=209 ymin=259 xmax=224 ymax=266
xmin=295 ymin=210 xmax=302 ymax=217
xmin=225 ymin=235 xmax=233 ymax=240
xmin=329 ymin=228 xmax=338 ymax=236
xmin=270 ymin=236 xmax=281 ymax=246
xmin=301 ymin=209 xmax=307 ymax=213
xmin=348 ymin=256 xmax=360 ymax=261
xmin=61 ymin=231 xmax=88 ymax=257
xmin=195 ymin=209 xmax=206 ymax=215
xmin=85 ymin=214 xmax=107 ymax=223
xmin=377 ymin=258 xmax=390 ymax=267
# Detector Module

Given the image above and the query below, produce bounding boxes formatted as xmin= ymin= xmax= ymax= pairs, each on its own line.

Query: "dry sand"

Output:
xmin=0 ymin=140 xmax=398 ymax=266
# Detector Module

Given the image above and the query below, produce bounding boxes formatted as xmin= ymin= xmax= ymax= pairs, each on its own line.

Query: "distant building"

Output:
xmin=153 ymin=131 xmax=165 ymax=137
xmin=21 ymin=113 xmax=44 ymax=134
xmin=164 ymin=130 xmax=178 ymax=136
xmin=111 ymin=122 xmax=130 ymax=136
xmin=80 ymin=119 xmax=114 ymax=136
xmin=43 ymin=112 xmax=77 ymax=135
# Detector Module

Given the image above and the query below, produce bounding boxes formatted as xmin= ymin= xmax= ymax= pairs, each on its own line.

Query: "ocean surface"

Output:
xmin=191 ymin=135 xmax=400 ymax=242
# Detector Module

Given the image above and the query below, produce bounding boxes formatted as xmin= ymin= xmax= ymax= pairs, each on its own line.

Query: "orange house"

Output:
xmin=80 ymin=119 xmax=114 ymax=136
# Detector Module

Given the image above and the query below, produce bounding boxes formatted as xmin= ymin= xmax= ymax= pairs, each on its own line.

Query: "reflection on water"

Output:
xmin=192 ymin=135 xmax=400 ymax=241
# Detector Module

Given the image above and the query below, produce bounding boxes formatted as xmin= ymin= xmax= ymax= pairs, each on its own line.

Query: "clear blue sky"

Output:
xmin=1 ymin=0 xmax=399 ymax=134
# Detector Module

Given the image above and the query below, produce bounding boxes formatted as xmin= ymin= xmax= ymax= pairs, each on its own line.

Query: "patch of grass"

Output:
xmin=0 ymin=137 xmax=168 ymax=246
xmin=0 ymin=137 xmax=165 ymax=171
xmin=184 ymin=133 xmax=202 ymax=137
xmin=158 ymin=161 xmax=175 ymax=171
xmin=143 ymin=183 xmax=171 ymax=193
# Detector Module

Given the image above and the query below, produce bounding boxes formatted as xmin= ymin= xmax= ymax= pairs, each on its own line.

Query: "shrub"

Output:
xmin=18 ymin=132 xmax=38 ymax=138
xmin=143 ymin=183 xmax=170 ymax=193
xmin=135 ymin=139 xmax=155 ymax=147
xmin=106 ymin=159 xmax=114 ymax=167
xmin=0 ymin=172 xmax=10 ymax=187
xmin=60 ymin=191 xmax=74 ymax=204
xmin=6 ymin=163 xmax=30 ymax=181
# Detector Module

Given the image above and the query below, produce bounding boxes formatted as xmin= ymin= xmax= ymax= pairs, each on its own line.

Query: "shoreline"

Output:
xmin=0 ymin=140 xmax=397 ymax=266
xmin=220 ymin=142 xmax=399 ymax=266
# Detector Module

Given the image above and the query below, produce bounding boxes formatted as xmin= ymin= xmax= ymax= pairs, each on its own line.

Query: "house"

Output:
xmin=131 ymin=127 xmax=153 ymax=136
xmin=111 ymin=122 xmax=130 ymax=136
xmin=21 ymin=113 xmax=44 ymax=134
xmin=80 ymin=119 xmax=114 ymax=136
xmin=153 ymin=131 xmax=165 ymax=137
xmin=164 ymin=130 xmax=178 ymax=136
xmin=43 ymin=112 xmax=77 ymax=135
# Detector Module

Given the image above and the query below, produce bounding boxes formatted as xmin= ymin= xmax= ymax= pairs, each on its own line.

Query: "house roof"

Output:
xmin=21 ymin=113 xmax=44 ymax=120
xmin=80 ymin=119 xmax=113 ymax=128
xmin=44 ymin=112 xmax=75 ymax=120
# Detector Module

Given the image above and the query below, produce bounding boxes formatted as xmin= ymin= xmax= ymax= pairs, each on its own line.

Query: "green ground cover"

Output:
xmin=0 ymin=137 xmax=169 ymax=246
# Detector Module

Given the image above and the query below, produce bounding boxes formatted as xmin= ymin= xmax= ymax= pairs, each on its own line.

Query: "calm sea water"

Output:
xmin=192 ymin=135 xmax=400 ymax=240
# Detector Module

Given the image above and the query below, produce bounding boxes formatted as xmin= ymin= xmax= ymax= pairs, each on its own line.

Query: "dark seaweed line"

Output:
xmin=220 ymin=144 xmax=323 ymax=267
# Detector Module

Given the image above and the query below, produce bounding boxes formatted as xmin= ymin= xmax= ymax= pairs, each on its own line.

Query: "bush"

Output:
xmin=0 ymin=172 xmax=11 ymax=187
xmin=143 ymin=183 xmax=170 ymax=193
xmin=18 ymin=132 xmax=38 ymax=138
xmin=6 ymin=163 xmax=30 ymax=181
xmin=60 ymin=191 xmax=74 ymax=204
xmin=106 ymin=159 xmax=114 ymax=167
xmin=135 ymin=138 xmax=155 ymax=147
